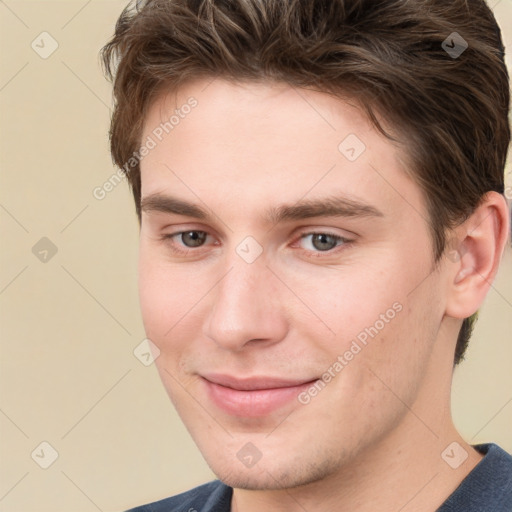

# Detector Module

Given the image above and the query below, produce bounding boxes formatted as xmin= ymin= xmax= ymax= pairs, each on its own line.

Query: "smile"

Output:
xmin=200 ymin=374 xmax=319 ymax=417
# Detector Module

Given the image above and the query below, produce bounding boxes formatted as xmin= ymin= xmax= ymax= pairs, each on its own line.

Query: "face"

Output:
xmin=138 ymin=79 xmax=450 ymax=490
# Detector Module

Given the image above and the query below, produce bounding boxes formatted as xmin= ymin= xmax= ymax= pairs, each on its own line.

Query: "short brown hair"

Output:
xmin=101 ymin=0 xmax=510 ymax=365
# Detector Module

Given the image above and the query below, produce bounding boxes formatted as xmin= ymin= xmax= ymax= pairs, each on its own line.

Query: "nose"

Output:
xmin=202 ymin=256 xmax=289 ymax=352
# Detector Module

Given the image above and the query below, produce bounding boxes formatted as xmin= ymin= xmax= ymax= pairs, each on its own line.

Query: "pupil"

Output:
xmin=313 ymin=233 xmax=336 ymax=251
xmin=182 ymin=231 xmax=206 ymax=247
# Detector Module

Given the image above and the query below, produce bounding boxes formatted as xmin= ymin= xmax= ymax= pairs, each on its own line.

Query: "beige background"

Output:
xmin=0 ymin=1 xmax=511 ymax=511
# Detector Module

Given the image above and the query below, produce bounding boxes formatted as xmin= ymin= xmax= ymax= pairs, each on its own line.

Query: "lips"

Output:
xmin=200 ymin=373 xmax=318 ymax=417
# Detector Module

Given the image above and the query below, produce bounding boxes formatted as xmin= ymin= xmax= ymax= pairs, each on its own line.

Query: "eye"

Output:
xmin=297 ymin=232 xmax=349 ymax=253
xmin=162 ymin=230 xmax=212 ymax=254
xmin=177 ymin=230 xmax=207 ymax=247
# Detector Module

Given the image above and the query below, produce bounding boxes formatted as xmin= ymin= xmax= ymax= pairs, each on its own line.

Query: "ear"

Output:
xmin=444 ymin=191 xmax=510 ymax=320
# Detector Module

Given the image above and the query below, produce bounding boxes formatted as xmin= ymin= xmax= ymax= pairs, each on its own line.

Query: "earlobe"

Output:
xmin=445 ymin=191 xmax=510 ymax=319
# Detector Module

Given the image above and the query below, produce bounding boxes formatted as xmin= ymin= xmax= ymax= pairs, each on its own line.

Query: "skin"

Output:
xmin=137 ymin=78 xmax=509 ymax=512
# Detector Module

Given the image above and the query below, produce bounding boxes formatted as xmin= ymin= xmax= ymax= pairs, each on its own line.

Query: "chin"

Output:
xmin=204 ymin=450 xmax=342 ymax=491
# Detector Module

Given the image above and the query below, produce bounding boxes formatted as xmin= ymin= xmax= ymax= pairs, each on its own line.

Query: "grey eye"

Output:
xmin=302 ymin=233 xmax=340 ymax=251
xmin=181 ymin=231 xmax=207 ymax=247
xmin=312 ymin=233 xmax=338 ymax=251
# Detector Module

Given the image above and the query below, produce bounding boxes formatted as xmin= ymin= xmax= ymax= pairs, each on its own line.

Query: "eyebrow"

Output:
xmin=140 ymin=193 xmax=384 ymax=224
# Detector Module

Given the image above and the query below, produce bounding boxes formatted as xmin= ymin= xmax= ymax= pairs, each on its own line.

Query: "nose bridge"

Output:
xmin=203 ymin=251 xmax=287 ymax=351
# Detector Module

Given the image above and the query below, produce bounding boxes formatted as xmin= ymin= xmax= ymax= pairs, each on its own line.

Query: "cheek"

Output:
xmin=137 ymin=245 xmax=216 ymax=365
xmin=138 ymin=246 xmax=185 ymax=343
xmin=292 ymin=258 xmax=437 ymax=397
xmin=138 ymin=256 xmax=195 ymax=404
xmin=283 ymin=261 xmax=408 ymax=346
xmin=138 ymin=257 xmax=166 ymax=337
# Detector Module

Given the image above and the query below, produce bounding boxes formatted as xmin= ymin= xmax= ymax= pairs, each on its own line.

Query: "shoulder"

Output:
xmin=438 ymin=443 xmax=512 ymax=512
xmin=125 ymin=480 xmax=232 ymax=512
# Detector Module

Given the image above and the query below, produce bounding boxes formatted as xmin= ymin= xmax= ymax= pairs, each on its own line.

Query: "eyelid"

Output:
xmin=159 ymin=222 xmax=216 ymax=241
xmin=291 ymin=229 xmax=352 ymax=254
xmin=161 ymin=229 xmax=215 ymax=248
xmin=295 ymin=228 xmax=351 ymax=240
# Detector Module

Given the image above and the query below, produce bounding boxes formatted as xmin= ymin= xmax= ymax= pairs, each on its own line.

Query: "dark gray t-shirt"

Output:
xmin=127 ymin=443 xmax=512 ymax=511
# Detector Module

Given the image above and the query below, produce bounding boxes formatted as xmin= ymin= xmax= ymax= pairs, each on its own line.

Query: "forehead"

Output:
xmin=139 ymin=78 xmax=425 ymax=226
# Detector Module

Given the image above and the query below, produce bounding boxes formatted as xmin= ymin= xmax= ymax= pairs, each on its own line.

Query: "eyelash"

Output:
xmin=294 ymin=231 xmax=352 ymax=258
xmin=160 ymin=230 xmax=352 ymax=258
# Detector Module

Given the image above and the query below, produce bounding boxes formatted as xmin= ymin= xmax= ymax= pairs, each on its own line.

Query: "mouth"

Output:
xmin=200 ymin=373 xmax=319 ymax=417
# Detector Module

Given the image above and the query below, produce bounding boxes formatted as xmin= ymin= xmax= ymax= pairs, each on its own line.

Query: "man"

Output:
xmin=101 ymin=0 xmax=512 ymax=510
